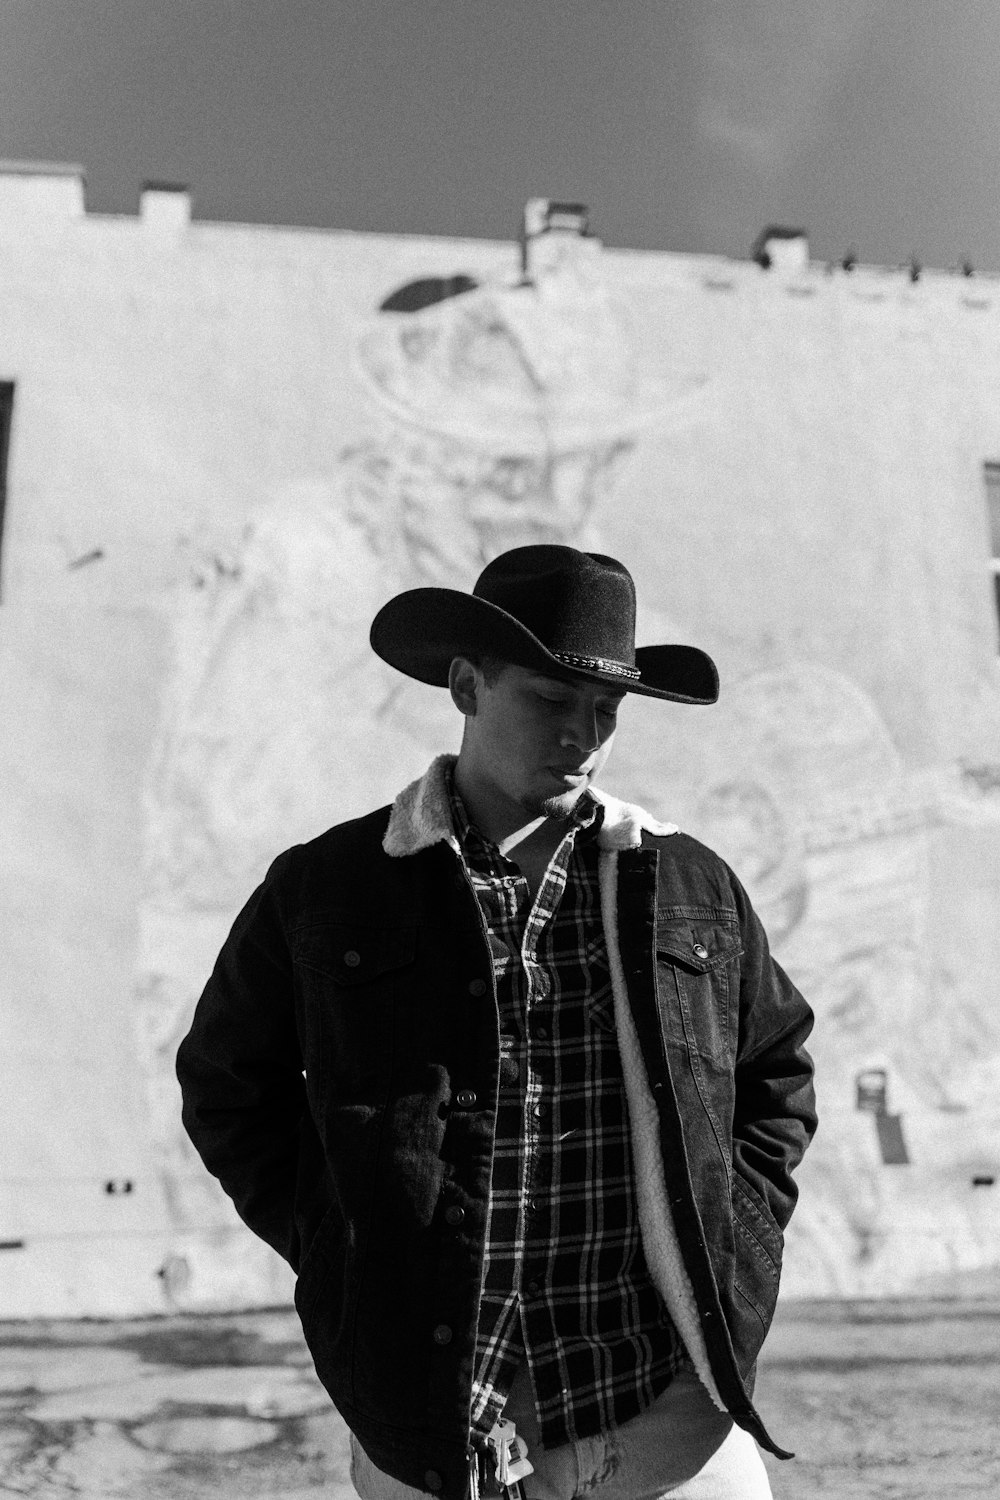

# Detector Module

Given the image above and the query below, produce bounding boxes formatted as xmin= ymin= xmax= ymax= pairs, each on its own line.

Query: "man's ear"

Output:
xmin=449 ymin=657 xmax=480 ymax=717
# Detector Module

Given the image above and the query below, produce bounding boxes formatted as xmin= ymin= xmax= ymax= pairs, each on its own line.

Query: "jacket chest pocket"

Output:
xmin=654 ymin=912 xmax=742 ymax=1071
xmin=292 ymin=922 xmax=417 ymax=1110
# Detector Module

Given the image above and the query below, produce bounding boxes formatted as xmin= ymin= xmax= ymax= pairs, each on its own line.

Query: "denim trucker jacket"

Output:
xmin=177 ymin=756 xmax=817 ymax=1500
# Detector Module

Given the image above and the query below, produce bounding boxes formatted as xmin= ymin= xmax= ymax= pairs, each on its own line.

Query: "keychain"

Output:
xmin=486 ymin=1417 xmax=534 ymax=1500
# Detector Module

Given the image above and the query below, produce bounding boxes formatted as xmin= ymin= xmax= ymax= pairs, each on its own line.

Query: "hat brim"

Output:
xmin=370 ymin=588 xmax=719 ymax=704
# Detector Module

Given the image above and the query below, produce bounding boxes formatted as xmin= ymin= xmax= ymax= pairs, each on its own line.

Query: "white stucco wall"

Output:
xmin=1 ymin=165 xmax=997 ymax=1315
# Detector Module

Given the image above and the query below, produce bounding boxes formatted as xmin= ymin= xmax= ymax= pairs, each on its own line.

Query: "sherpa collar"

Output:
xmin=382 ymin=753 xmax=677 ymax=858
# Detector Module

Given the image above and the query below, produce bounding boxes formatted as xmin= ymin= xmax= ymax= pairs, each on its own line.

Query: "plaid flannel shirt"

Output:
xmin=448 ymin=774 xmax=689 ymax=1452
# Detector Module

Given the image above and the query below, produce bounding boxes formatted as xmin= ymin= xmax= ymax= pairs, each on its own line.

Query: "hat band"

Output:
xmin=550 ymin=650 xmax=641 ymax=681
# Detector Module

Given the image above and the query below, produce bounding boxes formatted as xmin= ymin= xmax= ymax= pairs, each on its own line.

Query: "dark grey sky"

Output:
xmin=1 ymin=0 xmax=999 ymax=270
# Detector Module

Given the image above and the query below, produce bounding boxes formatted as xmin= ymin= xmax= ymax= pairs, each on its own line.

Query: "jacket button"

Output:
xmin=468 ymin=978 xmax=488 ymax=997
xmin=432 ymin=1324 xmax=453 ymax=1345
xmin=444 ymin=1205 xmax=465 ymax=1226
xmin=343 ymin=950 xmax=362 ymax=968
xmin=455 ymin=1089 xmax=477 ymax=1108
xmin=424 ymin=1471 xmax=444 ymax=1492
xmin=692 ymin=943 xmax=709 ymax=959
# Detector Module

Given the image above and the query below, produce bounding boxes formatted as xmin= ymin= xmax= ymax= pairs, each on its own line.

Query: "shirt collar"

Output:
xmin=445 ymin=763 xmax=603 ymax=861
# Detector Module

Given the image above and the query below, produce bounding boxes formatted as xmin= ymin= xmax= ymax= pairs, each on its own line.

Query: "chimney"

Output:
xmin=751 ymin=226 xmax=810 ymax=275
xmin=140 ymin=181 xmax=191 ymax=232
xmin=521 ymin=197 xmax=599 ymax=282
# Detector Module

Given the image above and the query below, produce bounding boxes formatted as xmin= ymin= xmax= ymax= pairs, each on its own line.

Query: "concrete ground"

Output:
xmin=0 ymin=1299 xmax=995 ymax=1499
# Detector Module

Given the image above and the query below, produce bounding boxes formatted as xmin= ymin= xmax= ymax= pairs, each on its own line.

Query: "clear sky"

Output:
xmin=1 ymin=0 xmax=999 ymax=271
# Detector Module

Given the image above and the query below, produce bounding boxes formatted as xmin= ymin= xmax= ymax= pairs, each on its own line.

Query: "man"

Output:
xmin=176 ymin=545 xmax=816 ymax=1500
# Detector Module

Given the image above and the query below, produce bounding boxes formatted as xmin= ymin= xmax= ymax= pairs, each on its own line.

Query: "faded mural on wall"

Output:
xmin=673 ymin=665 xmax=1000 ymax=1295
xmin=136 ymin=229 xmax=1000 ymax=1305
xmin=138 ymin=231 xmax=712 ymax=1300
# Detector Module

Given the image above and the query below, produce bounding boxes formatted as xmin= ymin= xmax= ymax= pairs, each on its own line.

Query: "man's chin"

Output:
xmin=538 ymin=789 xmax=584 ymax=821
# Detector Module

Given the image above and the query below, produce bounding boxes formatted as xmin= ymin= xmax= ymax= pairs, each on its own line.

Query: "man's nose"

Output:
xmin=560 ymin=704 xmax=600 ymax=752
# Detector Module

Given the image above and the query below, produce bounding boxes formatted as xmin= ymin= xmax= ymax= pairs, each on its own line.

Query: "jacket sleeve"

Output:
xmin=175 ymin=848 xmax=306 ymax=1268
xmin=728 ymin=865 xmax=817 ymax=1231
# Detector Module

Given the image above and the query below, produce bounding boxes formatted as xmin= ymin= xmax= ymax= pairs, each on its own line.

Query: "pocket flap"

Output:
xmin=292 ymin=923 xmax=416 ymax=985
xmin=656 ymin=917 xmax=742 ymax=972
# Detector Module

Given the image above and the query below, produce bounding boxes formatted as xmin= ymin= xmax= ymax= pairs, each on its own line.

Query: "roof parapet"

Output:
xmin=0 ymin=161 xmax=86 ymax=218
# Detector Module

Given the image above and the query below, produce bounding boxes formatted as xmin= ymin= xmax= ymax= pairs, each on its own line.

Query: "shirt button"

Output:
xmin=535 ymin=1025 xmax=550 ymax=1041
xmin=692 ymin=943 xmax=709 ymax=960
xmin=468 ymin=978 xmax=488 ymax=997
xmin=526 ymin=1279 xmax=542 ymax=1297
xmin=343 ymin=950 xmax=361 ymax=968
xmin=444 ymin=1205 xmax=465 ymax=1226
xmin=425 ymin=1472 xmax=444 ymax=1492
xmin=455 ymin=1089 xmax=477 ymax=1108
xmin=432 ymin=1324 xmax=453 ymax=1345
xmin=532 ymin=1102 xmax=548 ymax=1119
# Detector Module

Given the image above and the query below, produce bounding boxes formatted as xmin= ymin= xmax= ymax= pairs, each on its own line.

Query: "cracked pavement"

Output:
xmin=0 ymin=1300 xmax=996 ymax=1498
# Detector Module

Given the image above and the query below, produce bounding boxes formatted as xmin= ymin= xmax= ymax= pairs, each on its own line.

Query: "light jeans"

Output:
xmin=349 ymin=1364 xmax=773 ymax=1500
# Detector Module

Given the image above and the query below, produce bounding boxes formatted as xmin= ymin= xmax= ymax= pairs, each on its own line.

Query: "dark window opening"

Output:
xmin=0 ymin=382 xmax=13 ymax=603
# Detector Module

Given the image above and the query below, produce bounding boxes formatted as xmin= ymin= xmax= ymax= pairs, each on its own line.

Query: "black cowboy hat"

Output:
xmin=369 ymin=545 xmax=719 ymax=704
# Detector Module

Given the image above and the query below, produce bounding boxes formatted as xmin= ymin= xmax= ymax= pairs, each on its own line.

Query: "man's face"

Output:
xmin=456 ymin=661 xmax=626 ymax=822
